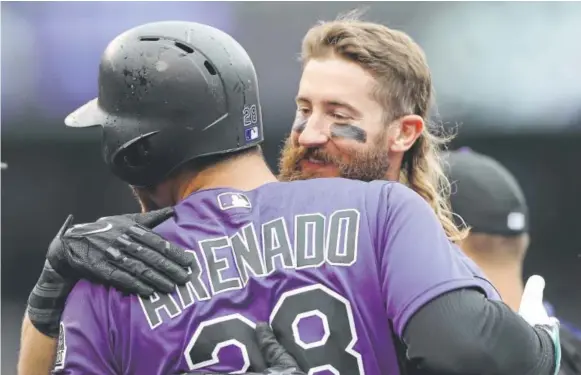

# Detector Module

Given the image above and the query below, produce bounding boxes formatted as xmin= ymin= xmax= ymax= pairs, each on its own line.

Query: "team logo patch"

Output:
xmin=217 ymin=192 xmax=251 ymax=211
xmin=245 ymin=126 xmax=259 ymax=142
xmin=54 ymin=322 xmax=67 ymax=370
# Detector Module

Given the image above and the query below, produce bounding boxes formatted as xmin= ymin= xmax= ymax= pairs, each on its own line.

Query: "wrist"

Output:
xmin=533 ymin=324 xmax=561 ymax=375
xmin=27 ymin=260 xmax=76 ymax=338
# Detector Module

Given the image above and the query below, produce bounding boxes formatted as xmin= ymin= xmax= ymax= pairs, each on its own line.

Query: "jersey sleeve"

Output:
xmin=53 ymin=280 xmax=118 ymax=375
xmin=369 ymin=182 xmax=494 ymax=337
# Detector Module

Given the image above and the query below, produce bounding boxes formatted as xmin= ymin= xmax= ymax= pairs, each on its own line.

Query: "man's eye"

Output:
xmin=332 ymin=113 xmax=349 ymax=120
xmin=297 ymin=108 xmax=311 ymax=116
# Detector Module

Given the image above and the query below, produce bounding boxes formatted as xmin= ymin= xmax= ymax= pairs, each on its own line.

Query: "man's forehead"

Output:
xmin=297 ymin=58 xmax=376 ymax=105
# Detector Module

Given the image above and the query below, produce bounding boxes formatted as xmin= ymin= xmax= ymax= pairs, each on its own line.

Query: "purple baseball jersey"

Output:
xmin=55 ymin=179 xmax=499 ymax=375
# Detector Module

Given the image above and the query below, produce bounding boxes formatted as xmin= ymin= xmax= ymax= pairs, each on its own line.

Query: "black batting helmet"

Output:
xmin=65 ymin=21 xmax=264 ymax=187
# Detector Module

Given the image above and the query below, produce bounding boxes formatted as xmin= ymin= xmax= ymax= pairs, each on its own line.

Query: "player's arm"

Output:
xmin=17 ymin=314 xmax=57 ymax=375
xmin=372 ymin=182 xmax=559 ymax=375
xmin=403 ymin=285 xmax=557 ymax=375
xmin=25 ymin=208 xmax=192 ymax=338
xmin=20 ymin=208 xmax=192 ymax=373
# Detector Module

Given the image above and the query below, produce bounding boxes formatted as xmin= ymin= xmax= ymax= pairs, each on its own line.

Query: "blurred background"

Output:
xmin=2 ymin=1 xmax=581 ymax=372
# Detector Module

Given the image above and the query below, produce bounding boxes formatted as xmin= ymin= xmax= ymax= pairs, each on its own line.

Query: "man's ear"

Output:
xmin=389 ymin=114 xmax=424 ymax=152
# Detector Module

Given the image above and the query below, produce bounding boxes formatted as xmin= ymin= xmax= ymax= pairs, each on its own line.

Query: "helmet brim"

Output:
xmin=64 ymin=98 xmax=104 ymax=128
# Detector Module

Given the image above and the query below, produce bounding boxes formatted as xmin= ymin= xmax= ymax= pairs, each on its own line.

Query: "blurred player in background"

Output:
xmin=445 ymin=148 xmax=581 ymax=375
xmin=20 ymin=16 xmax=562 ymax=375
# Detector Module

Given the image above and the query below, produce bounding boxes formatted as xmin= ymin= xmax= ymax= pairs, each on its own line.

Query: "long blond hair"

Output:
xmin=301 ymin=15 xmax=468 ymax=243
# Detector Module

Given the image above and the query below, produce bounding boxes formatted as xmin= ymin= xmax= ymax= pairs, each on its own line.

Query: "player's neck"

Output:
xmin=178 ymin=154 xmax=277 ymax=200
xmin=478 ymin=262 xmax=524 ymax=312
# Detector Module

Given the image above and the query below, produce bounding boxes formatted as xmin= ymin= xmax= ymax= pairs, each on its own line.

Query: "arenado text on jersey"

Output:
xmin=139 ymin=209 xmax=360 ymax=329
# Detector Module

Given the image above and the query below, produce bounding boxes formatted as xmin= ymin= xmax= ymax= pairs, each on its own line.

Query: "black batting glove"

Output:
xmin=48 ymin=208 xmax=193 ymax=293
xmin=27 ymin=208 xmax=194 ymax=337
xmin=179 ymin=322 xmax=305 ymax=375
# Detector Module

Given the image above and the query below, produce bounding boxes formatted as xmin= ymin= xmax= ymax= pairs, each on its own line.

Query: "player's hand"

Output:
xmin=179 ymin=322 xmax=306 ymax=375
xmin=27 ymin=208 xmax=193 ymax=337
xmin=51 ymin=208 xmax=194 ymax=293
xmin=254 ymin=322 xmax=305 ymax=373
xmin=518 ymin=275 xmax=561 ymax=375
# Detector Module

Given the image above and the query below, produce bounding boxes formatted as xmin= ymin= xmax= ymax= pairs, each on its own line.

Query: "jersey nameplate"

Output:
xmin=139 ymin=209 xmax=360 ymax=329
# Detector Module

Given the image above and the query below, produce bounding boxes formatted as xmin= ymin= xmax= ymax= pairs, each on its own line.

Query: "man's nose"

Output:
xmin=297 ymin=118 xmax=329 ymax=148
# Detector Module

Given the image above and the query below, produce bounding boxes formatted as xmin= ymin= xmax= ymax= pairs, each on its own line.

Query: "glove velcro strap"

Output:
xmin=27 ymin=260 xmax=74 ymax=338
